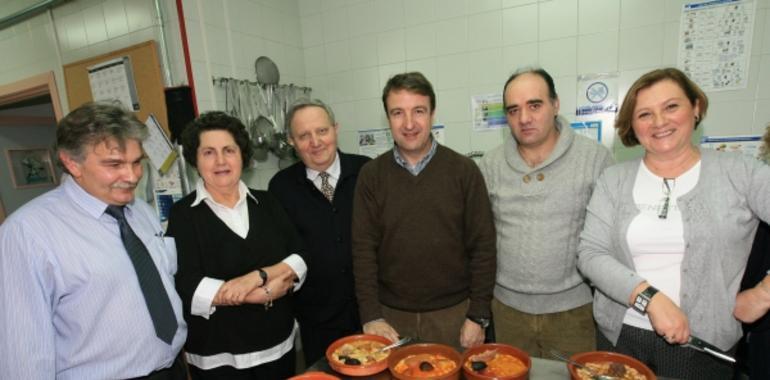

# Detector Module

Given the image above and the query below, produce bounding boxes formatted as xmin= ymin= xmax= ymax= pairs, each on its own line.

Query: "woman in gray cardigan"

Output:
xmin=577 ymin=68 xmax=770 ymax=379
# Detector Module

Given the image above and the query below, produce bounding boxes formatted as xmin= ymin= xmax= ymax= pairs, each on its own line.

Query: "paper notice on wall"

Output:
xmin=576 ymin=73 xmax=618 ymax=148
xmin=144 ymin=115 xmax=177 ymax=174
xmin=571 ymin=121 xmax=602 ymax=142
xmin=358 ymin=125 xmax=445 ymax=159
xmin=87 ymin=56 xmax=140 ymax=111
xmin=678 ymin=0 xmax=756 ymax=91
xmin=700 ymin=135 xmax=762 ymax=160
xmin=471 ymin=93 xmax=506 ymax=131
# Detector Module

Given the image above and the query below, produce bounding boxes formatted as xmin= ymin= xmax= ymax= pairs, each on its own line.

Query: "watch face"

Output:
xmin=586 ymin=82 xmax=609 ymax=103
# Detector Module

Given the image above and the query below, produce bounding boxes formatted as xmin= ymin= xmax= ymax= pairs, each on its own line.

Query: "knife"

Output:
xmin=684 ymin=335 xmax=736 ymax=363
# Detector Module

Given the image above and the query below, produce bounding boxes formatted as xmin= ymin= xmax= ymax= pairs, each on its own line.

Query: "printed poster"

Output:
xmin=471 ymin=93 xmax=506 ymax=131
xmin=700 ymin=135 xmax=762 ymax=160
xmin=678 ymin=0 xmax=756 ymax=91
xmin=87 ymin=56 xmax=140 ymax=111
xmin=576 ymin=73 xmax=618 ymax=148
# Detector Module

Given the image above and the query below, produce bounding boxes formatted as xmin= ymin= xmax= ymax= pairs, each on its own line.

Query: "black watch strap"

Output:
xmin=257 ymin=269 xmax=268 ymax=287
xmin=468 ymin=315 xmax=491 ymax=329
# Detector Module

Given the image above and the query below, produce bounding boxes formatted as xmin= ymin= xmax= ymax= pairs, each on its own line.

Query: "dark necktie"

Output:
xmin=319 ymin=172 xmax=334 ymax=202
xmin=105 ymin=205 xmax=178 ymax=345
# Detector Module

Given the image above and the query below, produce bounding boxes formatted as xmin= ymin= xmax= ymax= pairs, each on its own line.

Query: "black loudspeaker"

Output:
xmin=164 ymin=86 xmax=196 ymax=143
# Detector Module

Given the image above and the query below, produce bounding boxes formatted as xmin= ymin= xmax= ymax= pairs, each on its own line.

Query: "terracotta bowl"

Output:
xmin=288 ymin=371 xmax=341 ymax=380
xmin=325 ymin=334 xmax=392 ymax=377
xmin=567 ymin=351 xmax=656 ymax=380
xmin=388 ymin=343 xmax=462 ymax=380
xmin=461 ymin=343 xmax=531 ymax=380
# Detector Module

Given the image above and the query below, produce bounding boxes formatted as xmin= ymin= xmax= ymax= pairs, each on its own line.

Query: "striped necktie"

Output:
xmin=105 ymin=205 xmax=178 ymax=345
xmin=319 ymin=172 xmax=334 ymax=202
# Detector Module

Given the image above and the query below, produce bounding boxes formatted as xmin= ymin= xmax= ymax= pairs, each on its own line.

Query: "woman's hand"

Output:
xmin=646 ymin=292 xmax=690 ymax=345
xmin=363 ymin=320 xmax=400 ymax=343
xmin=243 ymin=270 xmax=294 ymax=304
xmin=216 ymin=271 xmax=263 ymax=305
xmin=734 ymin=274 xmax=770 ymax=323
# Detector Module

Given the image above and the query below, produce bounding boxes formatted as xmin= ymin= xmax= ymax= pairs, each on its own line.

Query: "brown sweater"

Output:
xmin=352 ymin=145 xmax=496 ymax=323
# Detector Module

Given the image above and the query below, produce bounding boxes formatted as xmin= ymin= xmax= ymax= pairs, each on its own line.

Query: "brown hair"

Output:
xmin=615 ymin=67 xmax=708 ymax=147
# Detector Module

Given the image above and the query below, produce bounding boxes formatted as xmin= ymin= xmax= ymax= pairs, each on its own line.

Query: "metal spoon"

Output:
xmin=548 ymin=349 xmax=619 ymax=380
xmin=378 ymin=337 xmax=412 ymax=353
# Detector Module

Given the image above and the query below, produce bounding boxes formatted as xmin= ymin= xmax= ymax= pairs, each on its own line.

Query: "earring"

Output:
xmin=694 ymin=115 xmax=700 ymax=122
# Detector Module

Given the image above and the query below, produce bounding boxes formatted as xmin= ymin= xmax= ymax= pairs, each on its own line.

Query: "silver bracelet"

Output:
xmin=263 ymin=286 xmax=273 ymax=310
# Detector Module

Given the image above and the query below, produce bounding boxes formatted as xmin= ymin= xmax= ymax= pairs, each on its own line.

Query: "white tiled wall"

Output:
xmin=295 ymin=0 xmax=770 ymax=160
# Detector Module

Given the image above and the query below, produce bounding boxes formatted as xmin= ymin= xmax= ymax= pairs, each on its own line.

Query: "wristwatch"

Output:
xmin=468 ymin=315 xmax=491 ymax=329
xmin=257 ymin=268 xmax=268 ymax=287
xmin=632 ymin=285 xmax=659 ymax=315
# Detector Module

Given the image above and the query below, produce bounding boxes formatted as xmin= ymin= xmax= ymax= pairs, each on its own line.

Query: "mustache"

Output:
xmin=111 ymin=181 xmax=137 ymax=190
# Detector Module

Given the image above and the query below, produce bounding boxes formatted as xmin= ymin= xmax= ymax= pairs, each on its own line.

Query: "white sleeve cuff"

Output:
xmin=282 ymin=254 xmax=307 ymax=291
xmin=191 ymin=277 xmax=224 ymax=319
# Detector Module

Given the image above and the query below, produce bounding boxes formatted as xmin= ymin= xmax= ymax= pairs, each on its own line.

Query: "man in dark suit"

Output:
xmin=268 ymin=98 xmax=370 ymax=366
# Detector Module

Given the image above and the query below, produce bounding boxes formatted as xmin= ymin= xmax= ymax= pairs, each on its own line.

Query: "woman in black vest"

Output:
xmin=167 ymin=112 xmax=307 ymax=379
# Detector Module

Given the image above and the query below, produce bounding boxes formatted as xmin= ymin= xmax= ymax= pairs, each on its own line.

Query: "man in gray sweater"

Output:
xmin=479 ymin=68 xmax=613 ymax=358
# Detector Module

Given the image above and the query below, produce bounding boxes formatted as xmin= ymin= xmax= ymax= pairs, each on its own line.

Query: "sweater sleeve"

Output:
xmin=463 ymin=161 xmax=497 ymax=319
xmin=351 ymin=163 xmax=384 ymax=323
xmin=577 ymin=168 xmax=645 ymax=306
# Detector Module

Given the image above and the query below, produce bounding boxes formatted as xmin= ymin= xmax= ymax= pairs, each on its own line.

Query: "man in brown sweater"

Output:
xmin=352 ymin=72 xmax=497 ymax=349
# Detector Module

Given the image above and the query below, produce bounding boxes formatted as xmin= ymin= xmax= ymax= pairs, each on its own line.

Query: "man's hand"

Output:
xmin=460 ymin=319 xmax=485 ymax=348
xmin=363 ymin=319 xmax=400 ymax=343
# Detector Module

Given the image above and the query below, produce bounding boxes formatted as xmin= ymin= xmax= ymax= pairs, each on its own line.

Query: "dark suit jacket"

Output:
xmin=268 ymin=151 xmax=370 ymax=328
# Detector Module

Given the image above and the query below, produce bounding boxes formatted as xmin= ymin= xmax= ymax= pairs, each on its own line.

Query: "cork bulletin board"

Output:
xmin=63 ymin=40 xmax=170 ymax=136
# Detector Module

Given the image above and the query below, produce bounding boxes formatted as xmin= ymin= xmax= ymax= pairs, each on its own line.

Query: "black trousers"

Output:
xmin=598 ymin=324 xmax=734 ymax=380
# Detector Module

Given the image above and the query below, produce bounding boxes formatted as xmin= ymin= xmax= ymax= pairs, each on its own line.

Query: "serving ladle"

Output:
xmin=549 ymin=349 xmax=619 ymax=380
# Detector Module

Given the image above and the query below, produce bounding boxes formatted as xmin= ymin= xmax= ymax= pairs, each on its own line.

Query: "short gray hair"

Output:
xmin=284 ymin=98 xmax=336 ymax=136
xmin=55 ymin=102 xmax=148 ymax=173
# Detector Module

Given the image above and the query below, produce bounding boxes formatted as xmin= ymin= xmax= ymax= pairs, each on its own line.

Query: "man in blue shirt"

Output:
xmin=0 ymin=102 xmax=188 ymax=379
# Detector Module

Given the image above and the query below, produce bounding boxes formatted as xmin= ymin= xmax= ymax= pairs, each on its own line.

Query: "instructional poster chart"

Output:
xmin=87 ymin=56 xmax=140 ymax=111
xmin=678 ymin=0 xmax=756 ymax=91
xmin=471 ymin=93 xmax=506 ymax=131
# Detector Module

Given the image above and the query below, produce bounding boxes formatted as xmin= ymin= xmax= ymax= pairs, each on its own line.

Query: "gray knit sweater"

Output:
xmin=479 ymin=119 xmax=613 ymax=314
xmin=578 ymin=149 xmax=770 ymax=350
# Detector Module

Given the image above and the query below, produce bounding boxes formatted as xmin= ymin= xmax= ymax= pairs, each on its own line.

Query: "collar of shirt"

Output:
xmin=393 ymin=137 xmax=438 ymax=176
xmin=62 ymin=173 xmax=139 ymax=220
xmin=191 ymin=178 xmax=256 ymax=238
xmin=306 ymin=151 xmax=341 ymax=189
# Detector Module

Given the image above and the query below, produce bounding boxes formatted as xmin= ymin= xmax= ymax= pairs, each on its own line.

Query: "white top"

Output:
xmin=305 ymin=152 xmax=341 ymax=189
xmin=623 ymin=160 xmax=700 ymax=330
xmin=188 ymin=178 xmax=307 ymax=320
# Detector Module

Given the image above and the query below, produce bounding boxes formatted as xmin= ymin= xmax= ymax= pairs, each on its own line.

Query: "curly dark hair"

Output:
xmin=180 ymin=111 xmax=253 ymax=169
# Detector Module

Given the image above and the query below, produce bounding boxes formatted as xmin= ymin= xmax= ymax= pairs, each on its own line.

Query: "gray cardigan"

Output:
xmin=480 ymin=119 xmax=613 ymax=313
xmin=578 ymin=149 xmax=770 ymax=350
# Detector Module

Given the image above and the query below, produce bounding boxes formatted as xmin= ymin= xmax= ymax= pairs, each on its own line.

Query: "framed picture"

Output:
xmin=5 ymin=148 xmax=57 ymax=189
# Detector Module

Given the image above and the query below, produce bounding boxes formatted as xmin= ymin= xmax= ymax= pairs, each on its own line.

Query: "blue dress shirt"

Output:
xmin=0 ymin=175 xmax=187 ymax=380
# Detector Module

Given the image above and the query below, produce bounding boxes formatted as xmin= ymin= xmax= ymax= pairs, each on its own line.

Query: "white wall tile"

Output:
xmin=378 ymin=62 xmax=407 ymax=89
xmin=553 ymin=75 xmax=577 ymax=118
xmin=763 ymin=9 xmax=770 ymax=54
xmin=204 ymin=25 xmax=231 ymax=66
xmin=539 ymin=37 xmax=577 ymax=77
xmin=262 ymin=7 xmax=287 ymax=44
xmin=180 ymin=0 xmax=199 ymax=20
xmin=348 ymin=1 xmax=376 ymax=36
xmin=322 ymin=8 xmax=349 ymax=42
xmin=435 ymin=52 xmax=469 ymax=90
xmin=327 ymin=72 xmax=355 ymax=103
xmin=435 ymin=18 xmax=468 ymax=55
xmin=662 ymin=21 xmax=679 ymax=66
xmin=503 ymin=4 xmax=538 ymax=46
xmin=663 ymin=0 xmax=688 ymax=23
xmin=83 ymin=5 xmax=107 ymax=44
xmin=578 ymin=0 xmax=620 ymax=34
xmin=352 ymin=67 xmax=380 ymax=99
xmin=468 ymin=11 xmax=501 ymax=51
xmin=304 ymin=45 xmax=327 ymax=77
xmin=322 ymin=0 xmax=347 ymax=12
xmin=502 ymin=42 xmax=539 ymax=73
xmin=619 ymin=25 xmax=664 ymax=70
xmin=377 ymin=30 xmax=406 ymax=65
xmin=702 ymin=101 xmax=755 ymax=136
xmin=285 ymin=46 xmax=306 ymax=80
xmin=619 ymin=0 xmax=664 ymax=29
xmin=757 ymin=54 xmax=770 ymax=99
xmin=301 ymin=14 xmax=324 ymax=47
xmin=65 ymin=13 xmax=87 ymax=50
xmin=349 ymin=35 xmax=379 ymax=68
xmin=753 ymin=99 xmax=770 ymax=134
xmin=405 ymin=24 xmax=436 ymax=61
xmin=435 ymin=0 xmax=468 ymax=21
xmin=577 ymin=32 xmax=618 ymax=74
xmin=470 ymin=126 xmax=507 ymax=153
xmin=347 ymin=98 xmax=387 ymax=132
xmin=200 ymin=0 xmax=225 ymax=27
xmin=468 ymin=0 xmax=501 ymax=14
xmin=373 ymin=0 xmax=404 ymax=32
xmin=405 ymin=0 xmax=437 ymax=26
xmin=299 ymin=0 xmax=322 ymax=17
xmin=325 ymin=40 xmax=352 ymax=73
xmin=539 ymin=0 xmax=577 ymax=41
xmin=502 ymin=0 xmax=538 ymax=9
xmin=406 ymin=57 xmax=438 ymax=84
xmin=306 ymin=75 xmax=330 ymax=101
xmin=444 ymin=121 xmax=473 ymax=154
xmin=185 ymin=20 xmax=206 ymax=61
xmin=468 ymin=48 xmax=503 ymax=86
xmin=437 ymin=88 xmax=470 ymax=122
xmin=125 ymin=0 xmax=155 ymax=32
xmin=751 ymin=7 xmax=766 ymax=57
